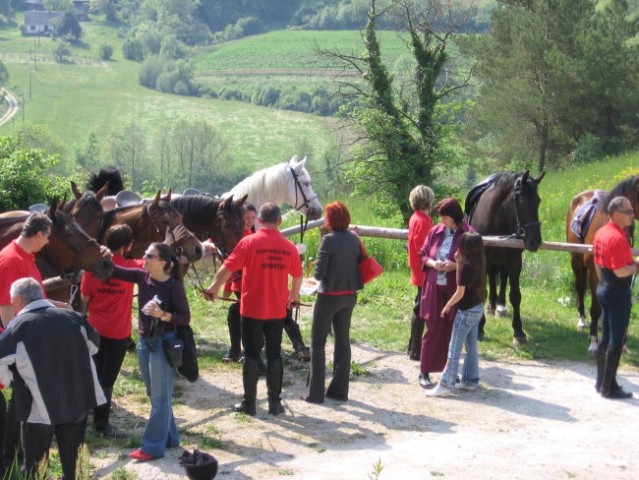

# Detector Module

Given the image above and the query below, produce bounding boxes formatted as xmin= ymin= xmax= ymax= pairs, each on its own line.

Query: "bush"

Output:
xmin=122 ymin=38 xmax=144 ymax=61
xmin=571 ymin=133 xmax=605 ymax=164
xmin=98 ymin=43 xmax=114 ymax=61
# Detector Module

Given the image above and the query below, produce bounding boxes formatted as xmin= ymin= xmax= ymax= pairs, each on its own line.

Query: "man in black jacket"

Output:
xmin=0 ymin=277 xmax=105 ymax=479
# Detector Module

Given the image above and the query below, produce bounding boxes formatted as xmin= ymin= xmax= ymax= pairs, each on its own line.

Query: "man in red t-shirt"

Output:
xmin=0 ymin=212 xmax=52 ymax=327
xmin=81 ymin=224 xmax=142 ymax=438
xmin=204 ymin=203 xmax=302 ymax=416
xmin=592 ymin=196 xmax=638 ymax=400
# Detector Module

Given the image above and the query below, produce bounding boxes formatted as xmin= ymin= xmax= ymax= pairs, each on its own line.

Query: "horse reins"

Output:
xmin=289 ymin=166 xmax=318 ymax=214
xmin=512 ymin=185 xmax=541 ymax=240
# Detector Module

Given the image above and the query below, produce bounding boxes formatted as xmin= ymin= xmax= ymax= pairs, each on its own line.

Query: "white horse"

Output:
xmin=224 ymin=156 xmax=323 ymax=220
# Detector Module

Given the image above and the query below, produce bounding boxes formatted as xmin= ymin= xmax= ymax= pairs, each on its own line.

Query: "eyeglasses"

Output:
xmin=616 ymin=209 xmax=634 ymax=216
xmin=144 ymin=252 xmax=159 ymax=260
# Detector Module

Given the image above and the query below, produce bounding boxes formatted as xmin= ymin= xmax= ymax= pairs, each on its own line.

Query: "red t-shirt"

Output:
xmin=81 ymin=255 xmax=143 ymax=339
xmin=223 ymin=228 xmax=302 ymax=320
xmin=0 ymin=240 xmax=44 ymax=305
xmin=593 ymin=221 xmax=633 ymax=270
xmin=223 ymin=228 xmax=254 ymax=294
xmin=408 ymin=210 xmax=432 ymax=286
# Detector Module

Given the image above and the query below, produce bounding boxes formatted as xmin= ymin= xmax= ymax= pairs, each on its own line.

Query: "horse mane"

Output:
xmin=493 ymin=171 xmax=523 ymax=189
xmin=0 ymin=214 xmax=29 ymax=227
xmin=87 ymin=167 xmax=125 ymax=195
xmin=228 ymin=163 xmax=288 ymax=204
xmin=170 ymin=195 xmax=220 ymax=227
xmin=600 ymin=176 xmax=639 ymax=213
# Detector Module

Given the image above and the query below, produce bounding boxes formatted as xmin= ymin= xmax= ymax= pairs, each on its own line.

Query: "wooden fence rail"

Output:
xmin=281 ymin=217 xmax=639 ymax=256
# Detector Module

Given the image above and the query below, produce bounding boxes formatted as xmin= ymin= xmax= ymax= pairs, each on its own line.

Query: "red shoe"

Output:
xmin=128 ymin=449 xmax=156 ymax=461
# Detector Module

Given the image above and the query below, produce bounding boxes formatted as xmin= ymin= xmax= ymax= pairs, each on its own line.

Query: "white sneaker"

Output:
xmin=455 ymin=382 xmax=478 ymax=392
xmin=427 ymin=383 xmax=452 ymax=397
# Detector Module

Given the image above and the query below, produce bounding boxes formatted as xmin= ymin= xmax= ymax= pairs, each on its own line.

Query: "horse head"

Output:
xmin=64 ymin=181 xmax=108 ymax=239
xmin=44 ymin=200 xmax=114 ymax=280
xmin=214 ymin=194 xmax=247 ymax=258
xmin=144 ymin=190 xmax=203 ymax=262
xmin=286 ymin=156 xmax=323 ymax=220
xmin=513 ymin=170 xmax=545 ymax=252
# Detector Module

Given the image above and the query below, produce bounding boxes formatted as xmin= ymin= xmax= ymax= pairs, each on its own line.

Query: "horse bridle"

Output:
xmin=145 ymin=203 xmax=197 ymax=257
xmin=512 ymin=182 xmax=541 ymax=239
xmin=289 ymin=166 xmax=318 ymax=213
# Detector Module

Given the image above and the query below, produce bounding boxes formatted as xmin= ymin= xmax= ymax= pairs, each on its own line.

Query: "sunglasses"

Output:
xmin=616 ymin=209 xmax=634 ymax=216
xmin=144 ymin=252 xmax=159 ymax=260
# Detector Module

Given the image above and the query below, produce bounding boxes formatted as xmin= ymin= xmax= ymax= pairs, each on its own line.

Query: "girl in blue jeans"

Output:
xmin=429 ymin=232 xmax=486 ymax=397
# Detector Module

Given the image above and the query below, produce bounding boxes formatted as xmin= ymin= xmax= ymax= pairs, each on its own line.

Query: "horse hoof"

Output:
xmin=577 ymin=317 xmax=587 ymax=331
xmin=512 ymin=336 xmax=527 ymax=346
xmin=495 ymin=305 xmax=508 ymax=317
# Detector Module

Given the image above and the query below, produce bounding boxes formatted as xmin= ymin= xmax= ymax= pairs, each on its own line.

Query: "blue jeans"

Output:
xmin=440 ymin=303 xmax=483 ymax=388
xmin=137 ymin=332 xmax=180 ymax=458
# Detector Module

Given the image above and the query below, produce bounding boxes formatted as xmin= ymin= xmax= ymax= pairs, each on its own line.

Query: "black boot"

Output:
xmin=284 ymin=315 xmax=309 ymax=360
xmin=594 ymin=344 xmax=606 ymax=393
xmin=94 ymin=388 xmax=127 ymax=440
xmin=234 ymin=357 xmax=258 ymax=415
xmin=266 ymin=358 xmax=285 ymax=415
xmin=601 ymin=348 xmax=633 ymax=399
xmin=407 ymin=313 xmax=424 ymax=361
xmin=224 ymin=302 xmax=242 ymax=362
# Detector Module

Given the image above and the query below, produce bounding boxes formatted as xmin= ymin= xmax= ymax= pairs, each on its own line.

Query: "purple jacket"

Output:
xmin=418 ymin=221 xmax=473 ymax=322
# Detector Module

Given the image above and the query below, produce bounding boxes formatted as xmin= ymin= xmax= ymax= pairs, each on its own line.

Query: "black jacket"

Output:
xmin=314 ymin=230 xmax=363 ymax=293
xmin=0 ymin=302 xmax=105 ymax=425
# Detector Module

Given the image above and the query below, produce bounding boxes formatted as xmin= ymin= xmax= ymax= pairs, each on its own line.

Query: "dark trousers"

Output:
xmin=407 ymin=287 xmax=424 ymax=359
xmin=597 ymin=283 xmax=631 ymax=350
xmin=21 ymin=415 xmax=88 ymax=480
xmin=93 ymin=336 xmax=130 ymax=428
xmin=241 ymin=317 xmax=284 ymax=362
xmin=306 ymin=294 xmax=357 ymax=402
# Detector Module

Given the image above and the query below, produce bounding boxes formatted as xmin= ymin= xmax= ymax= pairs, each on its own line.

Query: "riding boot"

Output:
xmin=284 ymin=316 xmax=310 ymax=360
xmin=225 ymin=302 xmax=242 ymax=361
xmin=601 ymin=348 xmax=633 ymax=399
xmin=594 ymin=344 xmax=606 ymax=393
xmin=266 ymin=358 xmax=285 ymax=415
xmin=233 ymin=357 xmax=258 ymax=415
xmin=407 ymin=313 xmax=424 ymax=360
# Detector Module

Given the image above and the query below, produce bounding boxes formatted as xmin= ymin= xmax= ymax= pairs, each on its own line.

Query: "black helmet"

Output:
xmin=180 ymin=449 xmax=218 ymax=480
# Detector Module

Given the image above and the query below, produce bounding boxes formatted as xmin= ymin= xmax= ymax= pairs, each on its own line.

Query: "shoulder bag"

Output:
xmin=357 ymin=236 xmax=384 ymax=285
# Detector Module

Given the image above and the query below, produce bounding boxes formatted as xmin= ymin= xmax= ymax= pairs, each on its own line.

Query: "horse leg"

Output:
xmin=495 ymin=265 xmax=509 ymax=317
xmin=586 ymin=266 xmax=602 ymax=355
xmin=570 ymin=254 xmax=588 ymax=330
xmin=486 ymin=264 xmax=498 ymax=316
xmin=509 ymin=256 xmax=526 ymax=345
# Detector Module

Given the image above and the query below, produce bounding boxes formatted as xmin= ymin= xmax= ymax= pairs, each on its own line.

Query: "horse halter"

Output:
xmin=512 ymin=183 xmax=541 ymax=239
xmin=144 ymin=203 xmax=196 ymax=256
xmin=288 ymin=166 xmax=318 ymax=213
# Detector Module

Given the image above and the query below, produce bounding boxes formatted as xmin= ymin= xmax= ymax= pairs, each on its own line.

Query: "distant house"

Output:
xmin=23 ymin=0 xmax=90 ymax=20
xmin=23 ymin=11 xmax=64 ymax=36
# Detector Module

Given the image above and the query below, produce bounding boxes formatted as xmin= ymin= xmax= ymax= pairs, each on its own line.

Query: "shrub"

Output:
xmin=98 ymin=43 xmax=114 ymax=61
xmin=122 ymin=38 xmax=144 ymax=61
xmin=571 ymin=133 xmax=604 ymax=164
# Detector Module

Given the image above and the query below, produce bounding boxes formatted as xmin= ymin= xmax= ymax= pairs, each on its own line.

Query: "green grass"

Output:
xmin=193 ymin=30 xmax=412 ymax=72
xmin=0 ymin=23 xmax=339 ymax=174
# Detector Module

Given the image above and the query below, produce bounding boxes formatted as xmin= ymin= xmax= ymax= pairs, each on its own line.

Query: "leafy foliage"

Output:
xmin=0 ymin=136 xmax=67 ymax=210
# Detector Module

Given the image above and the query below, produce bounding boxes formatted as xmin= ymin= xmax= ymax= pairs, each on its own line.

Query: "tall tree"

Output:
xmin=319 ymin=0 xmax=473 ymax=221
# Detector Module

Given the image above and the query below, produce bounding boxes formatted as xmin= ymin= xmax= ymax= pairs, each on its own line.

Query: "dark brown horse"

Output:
xmin=64 ymin=181 xmax=110 ymax=239
xmin=170 ymin=193 xmax=247 ymax=258
xmin=465 ymin=171 xmax=545 ymax=345
xmin=565 ymin=176 xmax=639 ymax=354
xmin=0 ymin=201 xmax=114 ymax=280
xmin=98 ymin=191 xmax=204 ymax=261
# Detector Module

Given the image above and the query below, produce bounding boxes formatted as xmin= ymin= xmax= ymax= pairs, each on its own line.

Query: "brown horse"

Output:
xmin=170 ymin=193 xmax=247 ymax=258
xmin=98 ymin=191 xmax=204 ymax=261
xmin=64 ymin=181 xmax=110 ymax=239
xmin=0 ymin=201 xmax=114 ymax=280
xmin=565 ymin=175 xmax=639 ymax=354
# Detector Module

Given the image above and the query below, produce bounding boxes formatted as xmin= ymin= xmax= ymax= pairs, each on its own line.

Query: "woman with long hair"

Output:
xmin=109 ymin=242 xmax=190 ymax=461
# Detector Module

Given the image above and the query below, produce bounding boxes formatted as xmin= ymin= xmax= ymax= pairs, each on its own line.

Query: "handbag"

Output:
xmin=163 ymin=337 xmax=184 ymax=368
xmin=357 ymin=237 xmax=384 ymax=285
xmin=176 ymin=325 xmax=199 ymax=382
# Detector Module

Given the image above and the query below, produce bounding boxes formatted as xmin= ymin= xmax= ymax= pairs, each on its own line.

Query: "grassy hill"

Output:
xmin=0 ymin=22 xmax=340 ymax=177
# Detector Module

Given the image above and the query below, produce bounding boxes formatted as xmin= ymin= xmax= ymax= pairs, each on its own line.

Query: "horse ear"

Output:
xmin=237 ymin=194 xmax=248 ymax=207
xmin=161 ymin=189 xmax=172 ymax=203
xmin=151 ymin=190 xmax=161 ymax=207
xmin=533 ymin=171 xmax=546 ymax=184
xmin=220 ymin=194 xmax=233 ymax=209
xmin=71 ymin=181 xmax=82 ymax=200
xmin=95 ymin=182 xmax=109 ymax=201
xmin=57 ymin=192 xmax=68 ymax=211
xmin=48 ymin=198 xmax=58 ymax=217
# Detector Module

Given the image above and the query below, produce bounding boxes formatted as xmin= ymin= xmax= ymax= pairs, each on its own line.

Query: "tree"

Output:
xmin=53 ymin=12 xmax=82 ymax=42
xmin=44 ymin=0 xmax=73 ymax=11
xmin=462 ymin=0 xmax=639 ymax=171
xmin=98 ymin=43 xmax=114 ymax=61
xmin=0 ymin=60 xmax=8 ymax=88
xmin=319 ymin=0 xmax=474 ymax=221
xmin=0 ymin=135 xmax=67 ymax=211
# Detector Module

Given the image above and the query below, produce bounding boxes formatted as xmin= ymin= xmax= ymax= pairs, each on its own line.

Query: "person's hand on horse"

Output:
xmin=202 ymin=240 xmax=220 ymax=256
xmin=99 ymin=245 xmax=113 ymax=260
xmin=164 ymin=225 xmax=188 ymax=245
xmin=202 ymin=287 xmax=218 ymax=302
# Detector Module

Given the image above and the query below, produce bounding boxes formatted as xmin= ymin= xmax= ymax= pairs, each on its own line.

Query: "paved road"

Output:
xmin=0 ymin=87 xmax=19 ymax=127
